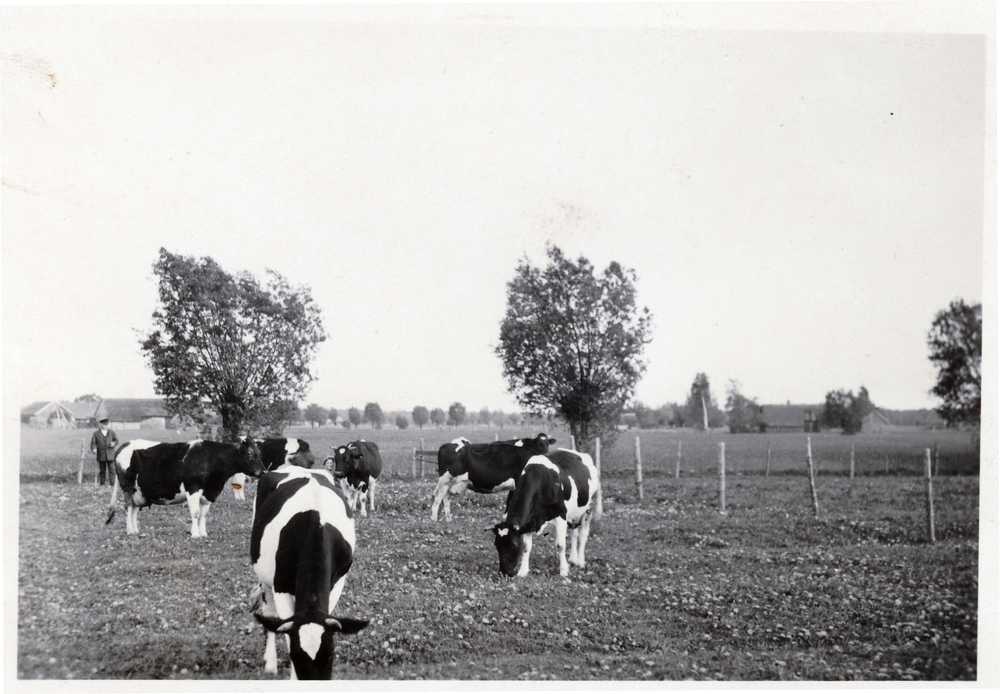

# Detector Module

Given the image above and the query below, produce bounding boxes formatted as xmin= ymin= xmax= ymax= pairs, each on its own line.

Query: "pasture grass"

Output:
xmin=17 ymin=425 xmax=979 ymax=681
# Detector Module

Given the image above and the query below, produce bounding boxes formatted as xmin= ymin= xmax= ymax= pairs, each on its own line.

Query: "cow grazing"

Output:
xmin=106 ymin=437 xmax=265 ymax=537
xmin=325 ymin=441 xmax=382 ymax=517
xmin=489 ymin=449 xmax=598 ymax=577
xmin=251 ymin=466 xmax=368 ymax=679
xmin=430 ymin=433 xmax=556 ymax=522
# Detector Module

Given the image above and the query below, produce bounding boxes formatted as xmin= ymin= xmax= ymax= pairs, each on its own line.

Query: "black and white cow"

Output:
xmin=251 ymin=466 xmax=368 ymax=679
xmin=231 ymin=438 xmax=317 ymax=501
xmin=324 ymin=441 xmax=382 ymax=517
xmin=106 ymin=437 xmax=265 ymax=537
xmin=489 ymin=449 xmax=598 ymax=577
xmin=430 ymin=433 xmax=556 ymax=522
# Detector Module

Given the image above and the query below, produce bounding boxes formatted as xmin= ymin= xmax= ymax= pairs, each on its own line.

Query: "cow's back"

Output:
xmin=545 ymin=449 xmax=598 ymax=518
xmin=251 ymin=468 xmax=354 ymax=589
xmin=129 ymin=442 xmax=191 ymax=498
xmin=356 ymin=441 xmax=382 ymax=478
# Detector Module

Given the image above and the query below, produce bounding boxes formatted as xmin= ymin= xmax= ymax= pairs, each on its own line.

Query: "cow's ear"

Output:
xmin=254 ymin=613 xmax=293 ymax=633
xmin=328 ymin=617 xmax=368 ymax=634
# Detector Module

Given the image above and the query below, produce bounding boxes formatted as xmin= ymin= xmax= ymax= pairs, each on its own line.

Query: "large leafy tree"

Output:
xmin=141 ymin=249 xmax=325 ymax=442
xmin=348 ymin=407 xmax=362 ymax=429
xmin=496 ymin=245 xmax=652 ymax=449
xmin=928 ymin=299 xmax=982 ymax=428
xmin=430 ymin=408 xmax=446 ymax=428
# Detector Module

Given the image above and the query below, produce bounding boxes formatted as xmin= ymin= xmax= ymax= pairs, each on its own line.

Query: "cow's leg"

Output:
xmin=553 ymin=517 xmax=569 ymax=576
xmin=186 ymin=490 xmax=204 ymax=537
xmin=442 ymin=476 xmax=471 ymax=523
xmin=126 ymin=504 xmax=139 ymax=535
xmin=368 ymin=477 xmax=376 ymax=513
xmin=198 ymin=499 xmax=211 ymax=537
xmin=259 ymin=585 xmax=280 ymax=674
xmin=517 ymin=533 xmax=534 ymax=577
xmin=357 ymin=486 xmax=368 ymax=518
xmin=430 ymin=474 xmax=452 ymax=521
xmin=573 ymin=513 xmax=592 ymax=568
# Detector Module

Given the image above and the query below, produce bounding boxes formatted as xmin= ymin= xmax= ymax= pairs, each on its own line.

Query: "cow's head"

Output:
xmin=329 ymin=446 xmax=351 ymax=478
xmin=238 ymin=436 xmax=266 ymax=477
xmin=286 ymin=440 xmax=316 ymax=468
xmin=489 ymin=521 xmax=525 ymax=577
xmin=254 ymin=610 xmax=368 ymax=680
xmin=532 ymin=433 xmax=556 ymax=452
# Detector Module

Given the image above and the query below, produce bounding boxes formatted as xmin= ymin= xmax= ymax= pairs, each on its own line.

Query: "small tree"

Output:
xmin=492 ymin=409 xmax=507 ymax=429
xmin=395 ymin=413 xmax=409 ymax=430
xmin=725 ymin=380 xmax=763 ymax=433
xmin=822 ymin=387 xmax=874 ymax=434
xmin=363 ymin=402 xmax=384 ymax=430
xmin=412 ymin=406 xmax=430 ymax=429
xmin=478 ymin=407 xmax=492 ymax=428
xmin=255 ymin=399 xmax=300 ymax=437
xmin=507 ymin=412 xmax=522 ymax=428
xmin=304 ymin=403 xmax=327 ymax=428
xmin=928 ymin=299 xmax=982 ymax=428
xmin=467 ymin=410 xmax=479 ymax=426
xmin=75 ymin=393 xmax=101 ymax=403
xmin=140 ymin=248 xmax=325 ymax=441
xmin=327 ymin=407 xmax=338 ymax=426
xmin=430 ymin=408 xmax=446 ymax=428
xmin=448 ymin=402 xmax=467 ymax=428
xmin=683 ymin=373 xmax=725 ymax=430
xmin=348 ymin=407 xmax=362 ymax=430
xmin=496 ymin=245 xmax=652 ymax=450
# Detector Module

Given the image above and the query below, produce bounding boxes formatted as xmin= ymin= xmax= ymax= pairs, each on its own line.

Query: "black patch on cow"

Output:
xmin=122 ymin=442 xmax=192 ymax=500
xmin=504 ymin=463 xmax=564 ymax=534
xmin=250 ymin=475 xmax=311 ymax=564
xmin=271 ymin=512 xmax=354 ymax=614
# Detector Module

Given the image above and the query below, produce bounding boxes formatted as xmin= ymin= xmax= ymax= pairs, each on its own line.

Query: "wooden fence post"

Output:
xmin=675 ymin=441 xmax=682 ymax=479
xmin=495 ymin=433 xmax=499 ymax=442
xmin=718 ymin=442 xmax=726 ymax=514
xmin=570 ymin=434 xmax=576 ymax=451
xmin=411 ymin=448 xmax=418 ymax=478
xmin=634 ymin=436 xmax=643 ymax=501
xmin=594 ymin=437 xmax=603 ymax=522
xmin=77 ymin=442 xmax=86 ymax=484
xmin=420 ymin=438 xmax=425 ymax=478
xmin=849 ymin=443 xmax=855 ymax=479
xmin=765 ymin=440 xmax=771 ymax=478
xmin=807 ymin=436 xmax=820 ymax=517
xmin=925 ymin=448 xmax=936 ymax=543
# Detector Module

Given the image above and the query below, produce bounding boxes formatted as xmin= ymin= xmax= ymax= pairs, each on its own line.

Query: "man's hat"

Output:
xmin=99 ymin=417 xmax=109 ymax=424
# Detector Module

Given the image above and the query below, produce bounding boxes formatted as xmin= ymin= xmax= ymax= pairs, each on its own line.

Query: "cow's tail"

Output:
xmin=105 ymin=468 xmax=120 ymax=524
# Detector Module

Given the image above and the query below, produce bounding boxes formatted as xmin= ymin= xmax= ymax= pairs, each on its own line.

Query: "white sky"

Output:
xmin=2 ymin=4 xmax=993 ymax=414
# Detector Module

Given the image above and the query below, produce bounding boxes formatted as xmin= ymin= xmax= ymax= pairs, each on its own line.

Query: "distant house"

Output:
xmin=861 ymin=409 xmax=895 ymax=433
xmin=20 ymin=401 xmax=77 ymax=429
xmin=65 ymin=400 xmax=105 ymax=429
xmin=759 ymin=404 xmax=824 ymax=433
xmin=99 ymin=398 xmax=173 ymax=430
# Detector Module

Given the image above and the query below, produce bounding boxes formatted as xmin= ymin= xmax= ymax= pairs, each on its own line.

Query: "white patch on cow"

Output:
xmin=489 ymin=478 xmax=516 ymax=492
xmin=450 ymin=437 xmax=469 ymax=451
xmin=274 ymin=466 xmax=338 ymax=489
xmin=298 ymin=623 xmax=325 ymax=660
xmin=114 ymin=439 xmax=160 ymax=471
xmin=254 ymin=472 xmax=354 ymax=589
xmin=514 ymin=440 xmax=524 ymax=447
xmin=497 ymin=527 xmax=509 ymax=537
xmin=273 ymin=592 xmax=296 ymax=620
xmin=523 ymin=455 xmax=559 ymax=474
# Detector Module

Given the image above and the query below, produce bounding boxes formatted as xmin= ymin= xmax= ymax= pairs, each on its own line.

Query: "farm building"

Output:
xmin=100 ymin=398 xmax=173 ymax=430
xmin=20 ymin=401 xmax=77 ymax=429
xmin=861 ymin=409 xmax=895 ymax=433
xmin=65 ymin=400 xmax=106 ymax=429
xmin=759 ymin=404 xmax=823 ymax=433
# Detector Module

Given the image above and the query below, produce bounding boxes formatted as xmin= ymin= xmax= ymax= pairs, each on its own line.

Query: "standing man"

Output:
xmin=90 ymin=417 xmax=119 ymax=486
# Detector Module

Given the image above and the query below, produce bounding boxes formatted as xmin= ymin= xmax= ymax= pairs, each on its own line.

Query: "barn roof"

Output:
xmin=65 ymin=401 xmax=101 ymax=419
xmin=759 ymin=404 xmax=822 ymax=427
xmin=101 ymin=398 xmax=170 ymax=421
xmin=21 ymin=401 xmax=50 ymax=416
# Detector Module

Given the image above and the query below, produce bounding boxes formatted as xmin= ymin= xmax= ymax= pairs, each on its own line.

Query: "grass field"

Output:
xmin=17 ymin=425 xmax=979 ymax=681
